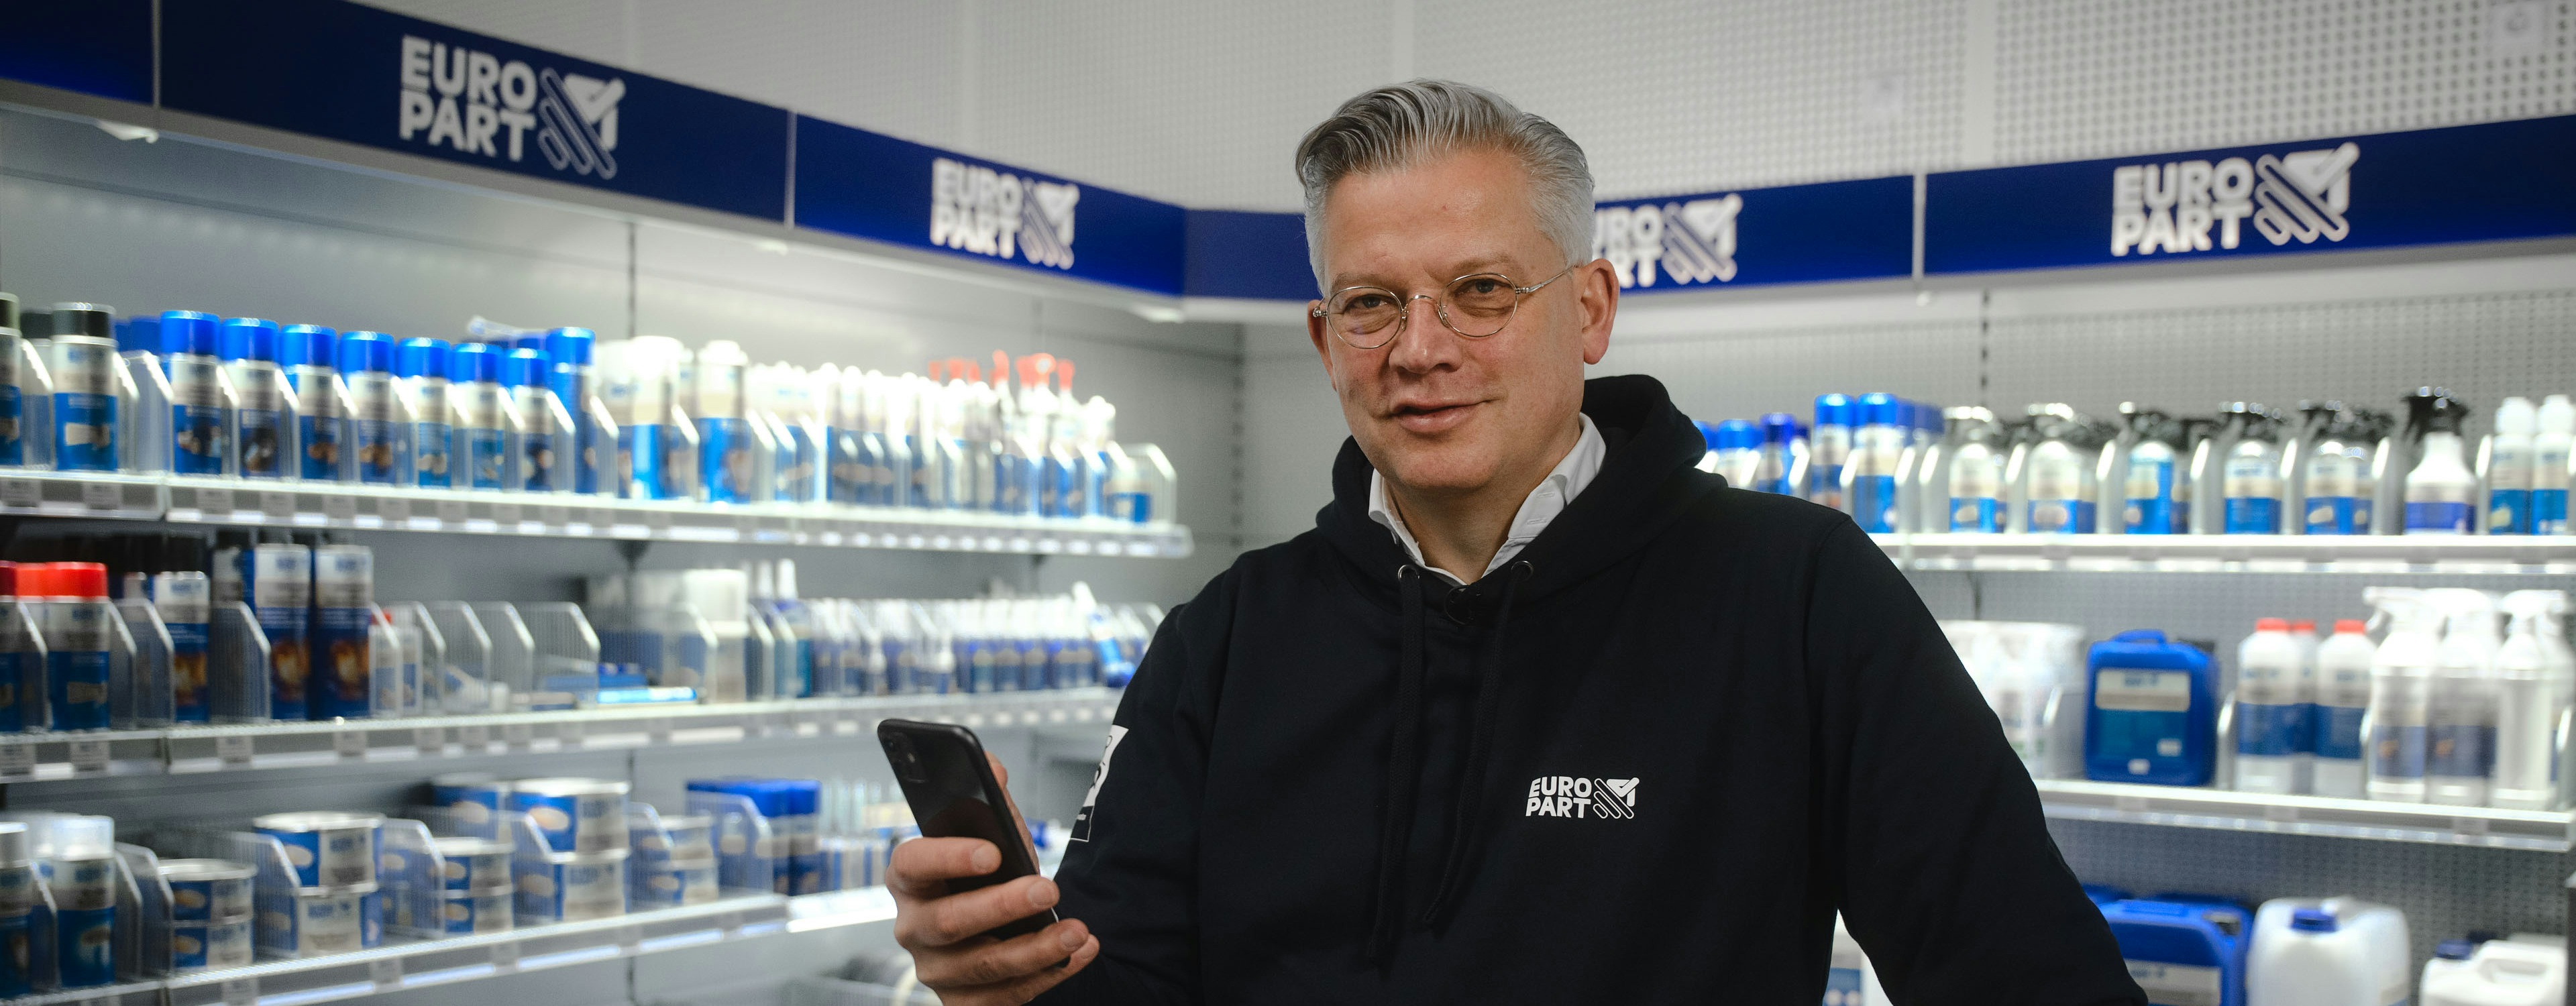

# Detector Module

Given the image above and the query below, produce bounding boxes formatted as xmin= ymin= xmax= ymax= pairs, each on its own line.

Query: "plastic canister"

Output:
xmin=517 ymin=849 xmax=628 ymax=923
xmin=309 ymin=545 xmax=374 ymax=719
xmin=2234 ymin=619 xmax=2311 ymax=795
xmin=2421 ymin=938 xmax=2566 ymax=1006
xmin=2086 ymin=631 xmax=2218 ymax=786
xmin=2249 ymin=898 xmax=2410 ymax=1006
xmin=258 ymin=882 xmax=377 ymax=956
xmin=252 ymin=543 xmax=313 ymax=720
xmin=508 ymin=777 xmax=632 ymax=854
xmin=2100 ymin=897 xmax=2247 ymax=1006
xmin=160 ymin=857 xmax=256 ymax=921
xmin=431 ymin=773 xmax=512 ymax=839
xmin=632 ymin=812 xmax=715 ymax=864
xmin=254 ymin=810 xmax=384 ymax=888
xmin=634 ymin=855 xmax=721 ymax=907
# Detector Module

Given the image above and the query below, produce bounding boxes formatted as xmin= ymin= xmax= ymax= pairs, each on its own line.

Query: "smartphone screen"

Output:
xmin=878 ymin=718 xmax=1056 ymax=940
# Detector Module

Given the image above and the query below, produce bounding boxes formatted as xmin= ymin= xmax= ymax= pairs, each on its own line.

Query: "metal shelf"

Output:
xmin=5 ymin=689 xmax=1121 ymax=781
xmin=2035 ymin=779 xmax=2575 ymax=851
xmin=1874 ymin=533 xmax=2576 ymax=574
xmin=0 ymin=471 xmax=1192 ymax=559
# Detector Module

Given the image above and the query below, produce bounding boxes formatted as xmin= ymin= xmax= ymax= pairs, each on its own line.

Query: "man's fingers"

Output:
xmin=914 ymin=919 xmax=1089 ymax=989
xmin=898 ymin=875 xmax=1059 ymax=948
xmin=889 ymin=837 xmax=1001 ymax=897
xmin=987 ymin=751 xmax=1010 ymax=786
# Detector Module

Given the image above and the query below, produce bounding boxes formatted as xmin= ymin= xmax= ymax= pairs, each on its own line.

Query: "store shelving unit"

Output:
xmin=0 ymin=471 xmax=1192 ymax=559
xmin=1870 ymin=533 xmax=2576 ymax=575
xmin=2031 ymin=779 xmax=2575 ymax=852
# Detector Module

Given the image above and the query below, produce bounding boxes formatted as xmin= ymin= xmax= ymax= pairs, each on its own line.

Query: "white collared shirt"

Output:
xmin=1367 ymin=414 xmax=1606 ymax=585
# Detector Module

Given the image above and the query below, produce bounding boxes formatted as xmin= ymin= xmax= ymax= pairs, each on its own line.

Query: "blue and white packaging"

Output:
xmin=432 ymin=836 xmax=513 ymax=894
xmin=2099 ymin=897 xmax=2248 ymax=1006
xmin=2085 ymin=630 xmax=2218 ymax=786
xmin=1809 ymin=394 xmax=1854 ymax=510
xmin=515 ymin=850 xmax=627 ymax=923
xmin=222 ymin=318 xmax=288 ymax=479
xmin=48 ymin=334 xmax=119 ymax=473
xmin=545 ymin=328 xmax=602 ymax=495
xmin=439 ymin=889 xmax=511 ymax=935
xmin=1850 ymin=393 xmax=1906 ymax=533
xmin=281 ymin=325 xmax=346 ymax=482
xmin=507 ymin=777 xmax=631 ymax=854
xmin=506 ymin=348 xmax=561 ymax=492
xmin=2536 ymin=395 xmax=2571 ymax=535
xmin=340 ymin=332 xmax=405 ymax=485
xmin=396 ymin=338 xmax=453 ymax=488
xmin=2489 ymin=396 xmax=2537 ymax=535
xmin=58 ymin=905 xmax=117 ymax=987
xmin=431 ymin=773 xmax=511 ymax=839
xmin=163 ymin=311 xmax=229 ymax=476
xmin=40 ymin=563 xmax=114 ymax=731
xmin=309 ymin=545 xmax=374 ymax=720
xmin=170 ymin=917 xmax=255 ymax=972
xmin=450 ymin=343 xmax=508 ymax=490
xmin=2027 ymin=418 xmax=2098 ymax=534
xmin=2402 ymin=390 xmax=2477 ymax=535
xmin=694 ymin=341 xmax=754 ymax=504
xmin=633 ymin=856 xmax=720 ymax=907
xmin=2220 ymin=406 xmax=2282 ymax=535
xmin=160 ymin=857 xmax=255 ymax=922
xmin=252 ymin=544 xmax=313 ymax=720
xmin=254 ymin=810 xmax=382 ymax=889
xmin=257 ymin=883 xmax=374 ymax=956
xmin=157 ymin=571 xmax=213 ymax=723
xmin=0 ymin=324 xmax=22 ymax=468
xmin=2123 ymin=417 xmax=2180 ymax=535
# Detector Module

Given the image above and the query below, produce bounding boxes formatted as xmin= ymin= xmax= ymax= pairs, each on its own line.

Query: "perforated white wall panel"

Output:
xmin=1599 ymin=319 xmax=1987 ymax=427
xmin=1994 ymin=0 xmax=2576 ymax=166
xmin=1415 ymin=0 xmax=1972 ymax=197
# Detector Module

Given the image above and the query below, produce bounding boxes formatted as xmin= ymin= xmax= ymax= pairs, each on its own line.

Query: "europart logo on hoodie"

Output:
xmin=1527 ymin=775 xmax=1638 ymax=820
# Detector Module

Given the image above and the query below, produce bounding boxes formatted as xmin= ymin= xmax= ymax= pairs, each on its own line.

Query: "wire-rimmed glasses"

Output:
xmin=1310 ymin=263 xmax=1578 ymax=350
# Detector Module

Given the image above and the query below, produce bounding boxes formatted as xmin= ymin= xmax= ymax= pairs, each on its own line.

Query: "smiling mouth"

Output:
xmin=1389 ymin=400 xmax=1480 ymax=432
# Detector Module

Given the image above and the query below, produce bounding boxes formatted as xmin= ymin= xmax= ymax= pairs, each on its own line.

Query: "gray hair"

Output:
xmin=1294 ymin=79 xmax=1594 ymax=293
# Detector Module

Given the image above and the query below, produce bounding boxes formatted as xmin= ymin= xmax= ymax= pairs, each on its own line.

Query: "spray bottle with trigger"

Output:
xmin=2423 ymin=588 xmax=2502 ymax=807
xmin=2491 ymin=590 xmax=2571 ymax=810
xmin=2363 ymin=587 xmax=2441 ymax=803
xmin=2402 ymin=388 xmax=2477 ymax=535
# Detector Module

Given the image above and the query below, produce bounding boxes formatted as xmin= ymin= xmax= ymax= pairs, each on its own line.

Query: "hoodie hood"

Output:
xmin=1314 ymin=373 xmax=1720 ymax=604
xmin=1307 ymin=374 xmax=1720 ymax=964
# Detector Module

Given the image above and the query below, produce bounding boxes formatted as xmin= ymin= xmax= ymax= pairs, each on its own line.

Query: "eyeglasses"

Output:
xmin=1311 ymin=263 xmax=1578 ymax=350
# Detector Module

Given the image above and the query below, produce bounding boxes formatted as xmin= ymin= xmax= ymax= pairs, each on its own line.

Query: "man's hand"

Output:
xmin=891 ymin=754 xmax=1100 ymax=1005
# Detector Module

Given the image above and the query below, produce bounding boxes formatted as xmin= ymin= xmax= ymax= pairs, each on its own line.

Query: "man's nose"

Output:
xmin=1387 ymin=294 xmax=1460 ymax=372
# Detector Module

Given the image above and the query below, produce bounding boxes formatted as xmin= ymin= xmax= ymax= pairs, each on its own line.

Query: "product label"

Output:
xmin=2315 ymin=704 xmax=2367 ymax=760
xmin=2236 ymin=702 xmax=2308 ymax=757
xmin=0 ymin=651 xmax=21 ymax=733
xmin=465 ymin=428 xmax=506 ymax=489
xmin=2539 ymin=488 xmax=2571 ymax=535
xmin=2126 ymin=960 xmax=2223 ymax=1006
xmin=47 ymin=603 xmax=112 ymax=730
xmin=1809 ymin=427 xmax=1851 ymax=510
xmin=2223 ymin=496 xmax=2279 ymax=534
xmin=2305 ymin=496 xmax=2359 ymax=535
xmin=299 ymin=413 xmax=344 ymax=480
xmin=171 ymin=356 xmax=229 ymax=475
xmin=160 ymin=575 xmax=213 ymax=724
xmin=254 ymin=548 xmax=313 ymax=719
xmin=0 ymin=383 xmax=19 ymax=468
xmin=2405 ymin=500 xmax=2472 ymax=533
xmin=2094 ymin=670 xmax=2192 ymax=770
xmin=2489 ymin=488 xmax=2532 ymax=536
xmin=54 ymin=391 xmax=118 ymax=472
xmin=2370 ymin=722 xmax=2428 ymax=780
xmin=1108 ymin=490 xmax=1152 ymax=523
xmin=2125 ymin=453 xmax=2176 ymax=533
xmin=409 ymin=421 xmax=451 ymax=488
xmin=1853 ymin=474 xmax=1899 ymax=533
xmin=700 ymin=416 xmax=751 ymax=503
xmin=59 ymin=907 xmax=117 ymax=987
xmin=2029 ymin=498 xmax=2096 ymax=534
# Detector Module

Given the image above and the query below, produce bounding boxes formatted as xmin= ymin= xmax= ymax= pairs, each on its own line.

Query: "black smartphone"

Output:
xmin=877 ymin=718 xmax=1056 ymax=940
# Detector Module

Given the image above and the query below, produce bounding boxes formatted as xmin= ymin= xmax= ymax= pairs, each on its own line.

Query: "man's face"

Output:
xmin=1307 ymin=148 xmax=1617 ymax=500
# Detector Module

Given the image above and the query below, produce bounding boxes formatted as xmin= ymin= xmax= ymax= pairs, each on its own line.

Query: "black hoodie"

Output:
xmin=1043 ymin=375 xmax=2145 ymax=1005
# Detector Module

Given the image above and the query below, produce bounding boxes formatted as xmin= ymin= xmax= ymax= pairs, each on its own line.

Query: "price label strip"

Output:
xmin=0 ymin=742 xmax=32 ymax=777
xmin=69 ymin=738 xmax=109 ymax=773
xmin=415 ymin=726 xmax=445 ymax=757
xmin=197 ymin=486 xmax=235 ymax=514
xmin=216 ymin=734 xmax=255 ymax=766
xmin=0 ymin=478 xmax=37 ymax=508
xmin=370 ymin=957 xmax=404 ymax=991
xmin=334 ymin=730 xmax=368 ymax=760
xmin=83 ymin=480 xmax=120 ymax=510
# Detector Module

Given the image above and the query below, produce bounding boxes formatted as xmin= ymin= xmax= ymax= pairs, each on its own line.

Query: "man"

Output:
xmin=891 ymin=80 xmax=2144 ymax=1005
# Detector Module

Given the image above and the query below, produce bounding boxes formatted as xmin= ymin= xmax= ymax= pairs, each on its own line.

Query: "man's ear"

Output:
xmin=1307 ymin=301 xmax=1341 ymax=394
xmin=1575 ymin=258 xmax=1618 ymax=366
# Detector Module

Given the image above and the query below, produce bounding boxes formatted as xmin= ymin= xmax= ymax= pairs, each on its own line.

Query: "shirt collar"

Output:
xmin=1368 ymin=414 xmax=1606 ymax=585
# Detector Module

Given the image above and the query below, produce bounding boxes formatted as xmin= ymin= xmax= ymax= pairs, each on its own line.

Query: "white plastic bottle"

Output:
xmin=2222 ymin=406 xmax=2284 ymax=534
xmin=2491 ymin=590 xmax=2571 ymax=810
xmin=1850 ymin=393 xmax=1907 ymax=534
xmin=2420 ymin=938 xmax=2566 ymax=1006
xmin=1949 ymin=413 xmax=2006 ymax=533
xmin=2236 ymin=618 xmax=2310 ymax=794
xmin=2314 ymin=619 xmax=2375 ymax=799
xmin=2365 ymin=588 xmax=2441 ymax=803
xmin=2025 ymin=418 xmax=2096 ymax=534
xmin=2489 ymin=396 xmax=2537 ymax=535
xmin=2426 ymin=588 xmax=2502 ymax=807
xmin=2406 ymin=391 xmax=2478 ymax=534
xmin=2536 ymin=394 xmax=2573 ymax=535
xmin=1809 ymin=394 xmax=1854 ymax=510
xmin=2249 ymin=897 xmax=2412 ymax=1006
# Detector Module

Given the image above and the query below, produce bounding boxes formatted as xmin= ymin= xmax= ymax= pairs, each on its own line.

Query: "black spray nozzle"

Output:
xmin=2404 ymin=388 xmax=2471 ymax=437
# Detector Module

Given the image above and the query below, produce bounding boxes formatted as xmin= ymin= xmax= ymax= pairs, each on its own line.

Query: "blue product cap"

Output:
xmin=512 ymin=333 xmax=546 ymax=353
xmin=1758 ymin=412 xmax=1800 ymax=445
xmin=2289 ymin=908 xmax=2338 ymax=933
xmin=1814 ymin=393 xmax=1854 ymax=428
xmin=118 ymin=315 xmax=162 ymax=355
xmin=504 ymin=347 xmax=549 ymax=388
xmin=280 ymin=325 xmax=338 ymax=368
xmin=450 ymin=342 xmax=502 ymax=384
xmin=1715 ymin=418 xmax=1760 ymax=451
xmin=396 ymin=337 xmax=451 ymax=380
xmin=337 ymin=331 xmax=395 ymax=374
xmin=1695 ymin=419 xmax=1721 ymax=451
xmin=161 ymin=311 xmax=219 ymax=357
xmin=2434 ymin=939 xmax=2477 ymax=960
xmin=543 ymin=327 xmax=596 ymax=367
xmin=780 ymin=779 xmax=820 ymax=815
xmin=1859 ymin=392 xmax=1903 ymax=427
xmin=1917 ymin=402 xmax=1945 ymax=435
xmin=221 ymin=318 xmax=280 ymax=362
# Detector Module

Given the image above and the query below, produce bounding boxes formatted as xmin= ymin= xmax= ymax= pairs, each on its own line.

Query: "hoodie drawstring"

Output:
xmin=1364 ymin=565 xmax=1431 ymax=966
xmin=1419 ymin=559 xmax=1529 ymax=930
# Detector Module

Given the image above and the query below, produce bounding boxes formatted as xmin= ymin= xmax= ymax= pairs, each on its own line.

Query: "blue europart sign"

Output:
xmin=1591 ymin=175 xmax=1917 ymax=292
xmin=0 ymin=1 xmax=154 ymax=104
xmin=158 ymin=0 xmax=791 ymax=221
xmin=793 ymin=115 xmax=1188 ymax=296
xmin=1924 ymin=115 xmax=2576 ymax=275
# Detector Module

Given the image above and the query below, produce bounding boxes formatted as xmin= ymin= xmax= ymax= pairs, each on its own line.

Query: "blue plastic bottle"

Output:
xmin=544 ymin=328 xmax=602 ymax=495
xmin=162 ymin=311 xmax=229 ymax=476
xmin=397 ymin=338 xmax=453 ymax=489
xmin=222 ymin=318 xmax=288 ymax=479
xmin=281 ymin=325 xmax=345 ymax=482
xmin=1755 ymin=412 xmax=1799 ymax=495
xmin=450 ymin=343 xmax=510 ymax=491
xmin=505 ymin=348 xmax=561 ymax=492
xmin=339 ymin=331 xmax=404 ymax=485
xmin=1809 ymin=394 xmax=1854 ymax=509
xmin=1711 ymin=419 xmax=1760 ymax=489
xmin=1850 ymin=393 xmax=1906 ymax=533
xmin=2084 ymin=630 xmax=2218 ymax=785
